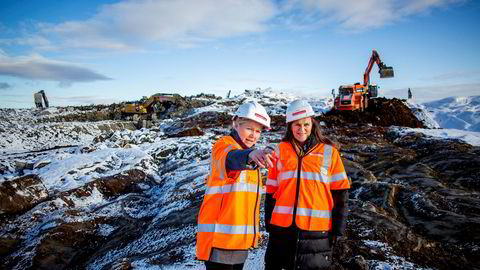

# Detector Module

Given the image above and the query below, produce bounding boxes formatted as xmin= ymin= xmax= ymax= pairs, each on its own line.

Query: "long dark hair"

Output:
xmin=282 ymin=117 xmax=337 ymax=147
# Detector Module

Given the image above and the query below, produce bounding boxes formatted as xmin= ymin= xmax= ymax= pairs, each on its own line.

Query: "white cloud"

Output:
xmin=0 ymin=52 xmax=111 ymax=85
xmin=284 ymin=0 xmax=465 ymax=32
xmin=36 ymin=0 xmax=277 ymax=50
xmin=0 ymin=35 xmax=53 ymax=49
xmin=0 ymin=0 xmax=465 ymax=51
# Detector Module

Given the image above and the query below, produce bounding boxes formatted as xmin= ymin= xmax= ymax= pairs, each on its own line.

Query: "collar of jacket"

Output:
xmin=230 ymin=129 xmax=254 ymax=150
xmin=292 ymin=135 xmax=317 ymax=157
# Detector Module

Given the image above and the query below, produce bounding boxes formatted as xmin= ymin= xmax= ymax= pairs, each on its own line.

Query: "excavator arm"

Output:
xmin=363 ymin=50 xmax=394 ymax=86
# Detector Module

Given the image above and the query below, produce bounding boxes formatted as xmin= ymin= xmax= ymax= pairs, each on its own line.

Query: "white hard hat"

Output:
xmin=234 ymin=101 xmax=271 ymax=129
xmin=286 ymin=100 xmax=315 ymax=123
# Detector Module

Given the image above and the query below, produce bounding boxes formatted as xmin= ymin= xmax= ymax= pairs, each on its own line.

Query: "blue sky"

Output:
xmin=1 ymin=0 xmax=479 ymax=108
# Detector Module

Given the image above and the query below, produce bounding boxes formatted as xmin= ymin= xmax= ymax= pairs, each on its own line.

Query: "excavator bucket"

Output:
xmin=379 ymin=66 xmax=394 ymax=78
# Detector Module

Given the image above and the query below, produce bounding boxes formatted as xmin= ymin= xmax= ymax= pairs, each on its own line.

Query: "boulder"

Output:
xmin=0 ymin=174 xmax=48 ymax=215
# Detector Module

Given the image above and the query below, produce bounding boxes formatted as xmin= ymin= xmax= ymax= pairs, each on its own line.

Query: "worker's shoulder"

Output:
xmin=316 ymin=143 xmax=340 ymax=154
xmin=212 ymin=135 xmax=237 ymax=150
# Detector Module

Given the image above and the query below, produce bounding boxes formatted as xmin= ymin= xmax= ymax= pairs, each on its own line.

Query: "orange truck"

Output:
xmin=334 ymin=50 xmax=394 ymax=111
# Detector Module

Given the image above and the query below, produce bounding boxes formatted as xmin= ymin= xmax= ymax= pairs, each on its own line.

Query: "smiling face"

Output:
xmin=234 ymin=118 xmax=263 ymax=148
xmin=291 ymin=117 xmax=312 ymax=143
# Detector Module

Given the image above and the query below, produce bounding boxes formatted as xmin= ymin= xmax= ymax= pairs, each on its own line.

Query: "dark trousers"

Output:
xmin=205 ymin=261 xmax=244 ymax=270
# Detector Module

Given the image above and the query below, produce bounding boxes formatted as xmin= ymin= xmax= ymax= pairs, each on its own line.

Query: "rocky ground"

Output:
xmin=1 ymin=91 xmax=479 ymax=270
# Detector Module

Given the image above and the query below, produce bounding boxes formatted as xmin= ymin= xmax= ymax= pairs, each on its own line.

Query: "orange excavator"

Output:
xmin=334 ymin=50 xmax=394 ymax=111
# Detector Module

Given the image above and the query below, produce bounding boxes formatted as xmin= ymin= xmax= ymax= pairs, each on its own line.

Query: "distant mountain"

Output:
xmin=422 ymin=96 xmax=480 ymax=132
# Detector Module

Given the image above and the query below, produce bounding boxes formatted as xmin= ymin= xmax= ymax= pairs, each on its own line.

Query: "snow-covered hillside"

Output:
xmin=422 ymin=96 xmax=480 ymax=132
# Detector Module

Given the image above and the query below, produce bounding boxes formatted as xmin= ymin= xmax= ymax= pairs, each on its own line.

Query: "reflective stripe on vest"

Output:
xmin=273 ymin=205 xmax=294 ymax=214
xmin=278 ymin=170 xmax=296 ymax=181
xmin=273 ymin=206 xmax=331 ymax=218
xmin=205 ymin=182 xmax=259 ymax=195
xmin=296 ymin=208 xmax=331 ymax=219
xmin=266 ymin=178 xmax=278 ymax=187
xmin=331 ymin=172 xmax=348 ymax=182
xmin=198 ymin=224 xmax=259 ymax=234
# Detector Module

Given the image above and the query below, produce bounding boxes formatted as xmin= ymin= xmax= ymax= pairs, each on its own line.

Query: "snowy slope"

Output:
xmin=422 ymin=96 xmax=480 ymax=132
xmin=405 ymin=100 xmax=440 ymax=129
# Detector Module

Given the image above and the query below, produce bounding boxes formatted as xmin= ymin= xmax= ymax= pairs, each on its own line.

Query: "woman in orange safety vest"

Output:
xmin=264 ymin=100 xmax=350 ymax=270
xmin=197 ymin=101 xmax=274 ymax=270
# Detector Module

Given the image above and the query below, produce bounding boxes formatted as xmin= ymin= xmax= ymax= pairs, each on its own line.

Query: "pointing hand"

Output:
xmin=248 ymin=149 xmax=274 ymax=169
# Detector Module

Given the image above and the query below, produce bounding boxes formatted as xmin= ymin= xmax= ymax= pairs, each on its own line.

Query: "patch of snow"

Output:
xmin=69 ymin=187 xmax=105 ymax=210
xmin=391 ymin=127 xmax=480 ymax=146
xmin=97 ymin=224 xmax=116 ymax=237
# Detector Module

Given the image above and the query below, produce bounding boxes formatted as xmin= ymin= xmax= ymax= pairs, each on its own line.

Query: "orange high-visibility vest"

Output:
xmin=196 ymin=136 xmax=262 ymax=261
xmin=266 ymin=142 xmax=350 ymax=231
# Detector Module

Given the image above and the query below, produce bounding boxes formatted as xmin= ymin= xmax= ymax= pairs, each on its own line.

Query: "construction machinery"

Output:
xmin=34 ymin=90 xmax=49 ymax=108
xmin=120 ymin=93 xmax=181 ymax=118
xmin=334 ymin=50 xmax=394 ymax=111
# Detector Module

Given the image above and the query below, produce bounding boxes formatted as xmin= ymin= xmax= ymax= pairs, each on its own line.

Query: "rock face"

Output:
xmin=325 ymin=125 xmax=480 ymax=270
xmin=0 ymin=94 xmax=479 ymax=269
xmin=0 ymin=174 xmax=48 ymax=215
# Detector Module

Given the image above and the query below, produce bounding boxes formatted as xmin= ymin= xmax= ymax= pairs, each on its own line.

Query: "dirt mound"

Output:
xmin=321 ymin=98 xmax=425 ymax=128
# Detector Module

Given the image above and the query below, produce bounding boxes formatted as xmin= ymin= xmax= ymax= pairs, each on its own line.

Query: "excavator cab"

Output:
xmin=368 ymin=84 xmax=378 ymax=98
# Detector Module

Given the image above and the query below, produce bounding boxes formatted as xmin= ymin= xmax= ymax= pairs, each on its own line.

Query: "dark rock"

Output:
xmin=347 ymin=255 xmax=368 ymax=270
xmin=0 ymin=174 xmax=48 ymax=215
xmin=15 ymin=160 xmax=35 ymax=171
xmin=335 ymin=126 xmax=480 ymax=269
xmin=58 ymin=169 xmax=147 ymax=201
xmin=166 ymin=126 xmax=205 ymax=138
xmin=31 ymin=220 xmax=104 ymax=270
xmin=0 ymin=237 xmax=20 ymax=257
xmin=182 ymin=111 xmax=232 ymax=129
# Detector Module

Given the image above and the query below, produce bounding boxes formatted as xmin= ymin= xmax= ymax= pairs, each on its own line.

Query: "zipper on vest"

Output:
xmin=291 ymin=156 xmax=303 ymax=221
xmin=291 ymin=144 xmax=319 ymax=222
xmin=252 ymin=169 xmax=261 ymax=247
xmin=291 ymin=158 xmax=303 ymax=269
